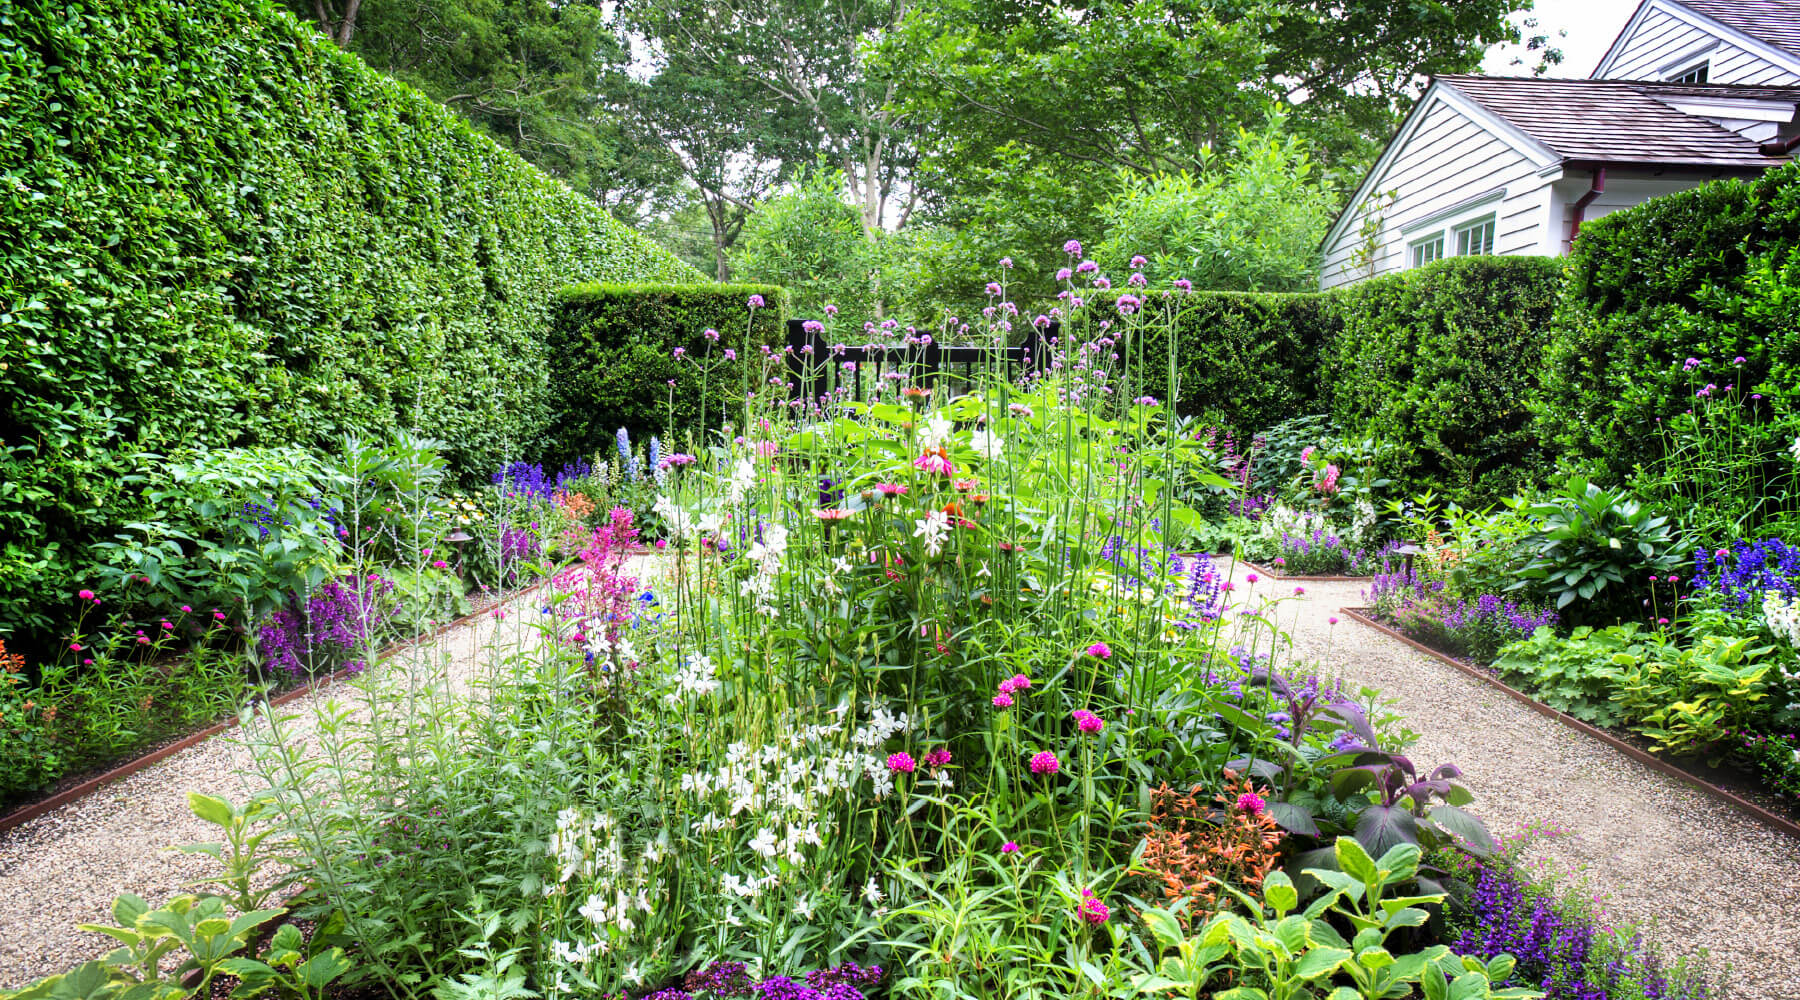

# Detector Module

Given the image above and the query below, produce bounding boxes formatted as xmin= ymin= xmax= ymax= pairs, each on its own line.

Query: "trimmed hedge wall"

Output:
xmin=1536 ymin=161 xmax=1800 ymax=482
xmin=544 ymin=284 xmax=791 ymax=462
xmin=0 ymin=0 xmax=699 ymax=643
xmin=1328 ymin=256 xmax=1565 ymax=504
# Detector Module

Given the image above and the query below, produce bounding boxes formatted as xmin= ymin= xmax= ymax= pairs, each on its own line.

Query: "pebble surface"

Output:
xmin=5 ymin=568 xmax=1799 ymax=996
xmin=1278 ymin=578 xmax=1800 ymax=1000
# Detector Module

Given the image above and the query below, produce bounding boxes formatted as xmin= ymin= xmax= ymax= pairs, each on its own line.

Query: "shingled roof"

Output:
xmin=1437 ymin=75 xmax=1800 ymax=169
xmin=1676 ymin=0 xmax=1800 ymax=60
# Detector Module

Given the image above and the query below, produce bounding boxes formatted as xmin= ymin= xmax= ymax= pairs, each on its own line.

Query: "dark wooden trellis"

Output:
xmin=783 ymin=318 xmax=1060 ymax=404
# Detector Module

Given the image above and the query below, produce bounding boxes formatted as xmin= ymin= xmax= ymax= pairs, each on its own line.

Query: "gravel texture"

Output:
xmin=1275 ymin=578 xmax=1800 ymax=1000
xmin=0 ymin=580 xmax=567 ymax=988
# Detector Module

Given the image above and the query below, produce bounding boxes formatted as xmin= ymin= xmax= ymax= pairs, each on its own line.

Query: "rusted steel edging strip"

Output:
xmin=1338 ymin=606 xmax=1800 ymax=842
xmin=1237 ymin=560 xmax=1373 ymax=585
xmin=0 ymin=554 xmax=625 ymax=837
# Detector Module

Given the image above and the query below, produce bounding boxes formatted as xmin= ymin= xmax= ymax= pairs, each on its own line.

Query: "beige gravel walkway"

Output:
xmin=0 ymin=591 xmax=556 ymax=988
xmin=1271 ymin=577 xmax=1800 ymax=1000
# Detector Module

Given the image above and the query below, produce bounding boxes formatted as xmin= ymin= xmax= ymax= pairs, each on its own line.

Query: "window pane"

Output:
xmin=1411 ymin=235 xmax=1443 ymax=268
xmin=1671 ymin=63 xmax=1708 ymax=84
xmin=1456 ymin=219 xmax=1494 ymax=256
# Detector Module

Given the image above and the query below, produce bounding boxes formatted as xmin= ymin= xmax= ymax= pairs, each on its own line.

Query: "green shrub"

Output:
xmin=1084 ymin=289 xmax=1340 ymax=435
xmin=0 ymin=0 xmax=698 ymax=648
xmin=1326 ymin=256 xmax=1564 ymax=508
xmin=1535 ymin=162 xmax=1800 ymax=525
xmin=543 ymin=284 xmax=790 ymax=462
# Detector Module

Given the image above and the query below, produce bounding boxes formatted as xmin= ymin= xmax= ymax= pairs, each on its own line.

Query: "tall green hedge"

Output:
xmin=0 ymin=0 xmax=699 ymax=643
xmin=1327 ymin=256 xmax=1565 ymax=505
xmin=1535 ymin=161 xmax=1800 ymax=482
xmin=1085 ymin=289 xmax=1341 ymax=434
xmin=544 ymin=284 xmax=790 ymax=462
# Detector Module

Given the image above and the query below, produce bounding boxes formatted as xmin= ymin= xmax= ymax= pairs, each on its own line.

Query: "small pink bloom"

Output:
xmin=925 ymin=749 xmax=953 ymax=767
xmin=69 ymin=642 xmax=82 ymax=652
xmin=1329 ymin=616 xmax=1339 ymax=625
xmin=1294 ymin=586 xmax=1305 ymax=595
xmin=1009 ymin=673 xmax=1031 ymax=690
xmin=1236 ymin=792 xmax=1266 ymax=815
xmin=77 ymin=589 xmax=94 ymax=601
xmin=992 ymin=692 xmax=1014 ymax=708
xmin=180 ymin=605 xmax=191 ymax=613
xmin=214 ymin=611 xmax=227 ymax=620
xmin=1246 ymin=573 xmax=1259 ymax=584
xmin=1078 ymin=889 xmax=1110 ymax=924
xmin=1000 ymin=841 xmax=1019 ymax=854
xmin=1029 ymin=750 xmax=1060 ymax=775
xmin=655 ymin=539 xmax=669 ymax=550
xmin=887 ymin=752 xmax=916 ymax=773
xmin=1084 ymin=642 xmax=1111 ymax=659
xmin=1072 ymin=709 xmax=1104 ymax=733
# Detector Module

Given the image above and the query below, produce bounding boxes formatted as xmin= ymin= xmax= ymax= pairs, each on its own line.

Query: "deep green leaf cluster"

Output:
xmin=543 ymin=283 xmax=790 ymax=463
xmin=0 ymin=0 xmax=699 ymax=645
xmin=1535 ymin=161 xmax=1800 ymax=485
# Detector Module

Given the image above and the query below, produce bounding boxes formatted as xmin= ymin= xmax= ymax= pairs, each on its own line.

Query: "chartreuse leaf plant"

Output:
xmin=1127 ymin=837 xmax=1540 ymax=1000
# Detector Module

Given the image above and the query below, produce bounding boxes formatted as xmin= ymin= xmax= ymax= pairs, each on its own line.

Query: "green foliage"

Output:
xmin=1326 ymin=257 xmax=1565 ymax=508
xmin=1495 ymin=624 xmax=1785 ymax=754
xmin=1536 ymin=161 xmax=1800 ymax=538
xmin=1094 ymin=121 xmax=1335 ymax=293
xmin=544 ymin=284 xmax=790 ymax=461
xmin=1129 ymin=840 xmax=1540 ymax=1000
xmin=1089 ymin=290 xmax=1340 ymax=436
xmin=730 ymin=172 xmax=881 ymax=323
xmin=0 ymin=0 xmax=698 ymax=649
xmin=1504 ymin=477 xmax=1686 ymax=621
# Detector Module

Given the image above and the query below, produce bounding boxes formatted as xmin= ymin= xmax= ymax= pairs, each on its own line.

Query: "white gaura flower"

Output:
xmin=794 ymin=895 xmax=816 ymax=920
xmin=1790 ymin=435 xmax=1800 ymax=464
xmin=652 ymin=496 xmax=692 ymax=541
xmin=920 ymin=413 xmax=954 ymax=451
xmin=727 ymin=457 xmax=758 ymax=504
xmin=749 ymin=828 xmax=779 ymax=858
xmin=968 ymin=427 xmax=1005 ymax=457
xmin=863 ymin=877 xmax=885 ymax=905
xmin=913 ymin=509 xmax=951 ymax=557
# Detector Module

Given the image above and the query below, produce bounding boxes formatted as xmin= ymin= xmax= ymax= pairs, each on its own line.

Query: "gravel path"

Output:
xmin=1268 ymin=577 xmax=1800 ymax=1000
xmin=0 ymin=587 xmax=560 ymax=988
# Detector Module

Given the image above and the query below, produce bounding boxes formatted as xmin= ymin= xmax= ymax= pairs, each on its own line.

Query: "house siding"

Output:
xmin=1602 ymin=4 xmax=1800 ymax=84
xmin=1319 ymin=98 xmax=1545 ymax=289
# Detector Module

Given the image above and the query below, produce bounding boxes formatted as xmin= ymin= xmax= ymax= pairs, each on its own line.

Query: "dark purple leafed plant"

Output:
xmin=256 ymin=574 xmax=394 ymax=678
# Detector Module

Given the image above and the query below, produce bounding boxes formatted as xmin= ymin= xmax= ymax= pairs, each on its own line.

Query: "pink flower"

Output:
xmin=1272 ymin=557 xmax=1286 ymax=566
xmin=69 ymin=642 xmax=82 ymax=652
xmin=1078 ymin=889 xmax=1110 ymax=924
xmin=1029 ymin=750 xmax=1060 ymax=775
xmin=180 ymin=605 xmax=191 ymax=613
xmin=875 ymin=482 xmax=908 ymax=496
xmin=925 ymin=749 xmax=953 ymax=767
xmin=1129 ymin=254 xmax=1147 ymax=268
xmin=1236 ymin=792 xmax=1266 ymax=815
xmin=992 ymin=692 xmax=1014 ymax=708
xmin=1055 ymin=267 xmax=1073 ymax=281
xmin=1008 ymin=673 xmax=1031 ymax=691
xmin=1000 ymin=841 xmax=1019 ymax=854
xmin=1072 ymin=709 xmax=1104 ymax=734
xmin=655 ymin=539 xmax=669 ymax=550
xmin=748 ymin=294 xmax=766 ymax=308
xmin=1063 ymin=239 xmax=1083 ymax=255
xmin=1084 ymin=642 xmax=1111 ymax=659
xmin=914 ymin=451 xmax=954 ymax=476
xmin=1329 ymin=616 xmax=1339 ymax=625
xmin=1294 ymin=586 xmax=1305 ymax=596
xmin=213 ymin=611 xmax=227 ymax=621
xmin=1246 ymin=573 xmax=1259 ymax=584
xmin=887 ymin=752 xmax=916 ymax=773
xmin=77 ymin=589 xmax=94 ymax=601
xmin=1299 ymin=445 xmax=1315 ymax=464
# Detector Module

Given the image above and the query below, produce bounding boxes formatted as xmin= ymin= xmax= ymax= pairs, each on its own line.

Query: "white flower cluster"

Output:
xmin=727 ymin=456 xmax=758 ymax=505
xmin=968 ymin=427 xmax=1005 ymax=458
xmin=652 ymin=495 xmax=692 ymax=542
xmin=1759 ymin=591 xmax=1800 ymax=711
xmin=665 ymin=653 xmax=720 ymax=704
xmin=1256 ymin=503 xmax=1363 ymax=549
xmin=740 ymin=523 xmax=789 ymax=616
xmin=545 ymin=807 xmax=658 ymax=972
xmin=920 ymin=413 xmax=954 ymax=451
xmin=913 ymin=509 xmax=950 ymax=557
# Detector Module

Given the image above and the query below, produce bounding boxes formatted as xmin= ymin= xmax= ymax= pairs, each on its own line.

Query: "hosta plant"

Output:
xmin=1505 ymin=477 xmax=1686 ymax=621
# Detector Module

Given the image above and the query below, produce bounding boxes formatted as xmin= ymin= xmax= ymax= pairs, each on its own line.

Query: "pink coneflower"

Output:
xmin=914 ymin=451 xmax=954 ymax=476
xmin=814 ymin=508 xmax=853 ymax=520
xmin=1079 ymin=889 xmax=1110 ymax=924
xmin=1029 ymin=750 xmax=1060 ymax=775
xmin=1235 ymin=792 xmax=1266 ymax=815
xmin=992 ymin=692 xmax=1014 ymax=708
xmin=1084 ymin=642 xmax=1111 ymax=659
xmin=926 ymin=749 xmax=952 ymax=767
xmin=875 ymin=483 xmax=908 ymax=496
xmin=1072 ymin=709 xmax=1104 ymax=734
xmin=887 ymin=752 xmax=916 ymax=773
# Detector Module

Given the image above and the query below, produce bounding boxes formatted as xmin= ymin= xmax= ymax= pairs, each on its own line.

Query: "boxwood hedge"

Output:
xmin=0 ymin=0 xmax=699 ymax=645
xmin=544 ymin=284 xmax=791 ymax=463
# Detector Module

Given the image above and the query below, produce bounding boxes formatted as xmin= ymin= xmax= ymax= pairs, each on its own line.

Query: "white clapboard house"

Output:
xmin=1317 ymin=0 xmax=1800 ymax=289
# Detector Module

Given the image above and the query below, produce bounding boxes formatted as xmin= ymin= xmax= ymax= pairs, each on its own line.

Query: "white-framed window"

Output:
xmin=1454 ymin=215 xmax=1495 ymax=256
xmin=1668 ymin=61 xmax=1709 ymax=84
xmin=1409 ymin=233 xmax=1445 ymax=269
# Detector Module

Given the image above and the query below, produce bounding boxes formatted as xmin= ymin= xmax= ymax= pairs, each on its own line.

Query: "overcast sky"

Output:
xmin=1482 ymin=0 xmax=1646 ymax=77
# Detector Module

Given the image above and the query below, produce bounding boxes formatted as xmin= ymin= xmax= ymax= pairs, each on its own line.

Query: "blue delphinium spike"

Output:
xmin=649 ymin=436 xmax=664 ymax=485
xmin=615 ymin=427 xmax=637 ymax=480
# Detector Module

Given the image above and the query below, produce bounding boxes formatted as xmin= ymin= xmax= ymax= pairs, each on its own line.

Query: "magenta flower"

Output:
xmin=1063 ymin=239 xmax=1083 ymax=255
xmin=704 ymin=327 xmax=720 ymax=341
xmin=1328 ymin=616 xmax=1339 ymax=625
xmin=673 ymin=346 xmax=686 ymax=358
xmin=914 ymin=452 xmax=954 ymax=476
xmin=1072 ymin=709 xmax=1104 ymax=734
xmin=69 ymin=642 xmax=82 ymax=652
xmin=825 ymin=303 xmax=839 ymax=316
xmin=1294 ymin=586 xmax=1305 ymax=596
xmin=875 ymin=482 xmax=908 ymax=496
xmin=724 ymin=348 xmax=738 ymax=361
xmin=1055 ymin=267 xmax=1073 ymax=281
xmin=77 ymin=589 xmax=94 ymax=601
xmin=887 ymin=752 xmax=916 ymax=773
xmin=926 ymin=749 xmax=952 ymax=767
xmin=1001 ymin=841 xmax=1019 ymax=854
xmin=1174 ymin=278 xmax=1192 ymax=291
xmin=1008 ymin=673 xmax=1032 ymax=690
xmin=1236 ymin=792 xmax=1266 ymax=815
xmin=1129 ymin=254 xmax=1147 ymax=268
xmin=1000 ymin=256 xmax=1014 ymax=269
xmin=1029 ymin=750 xmax=1060 ymax=775
xmin=1093 ymin=276 xmax=1111 ymax=290
xmin=180 ymin=605 xmax=191 ymax=613
xmin=1078 ymin=889 xmax=1110 ymax=924
xmin=748 ymin=294 xmax=766 ymax=308
xmin=1084 ymin=642 xmax=1111 ymax=659
xmin=1076 ymin=260 xmax=1098 ymax=274
xmin=993 ymin=692 xmax=1014 ymax=708
xmin=432 ymin=560 xmax=449 ymax=569
xmin=1246 ymin=573 xmax=1259 ymax=584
